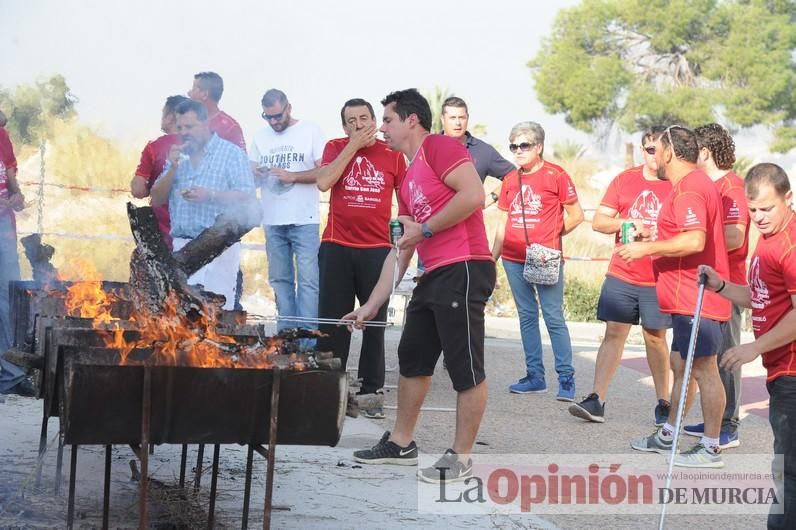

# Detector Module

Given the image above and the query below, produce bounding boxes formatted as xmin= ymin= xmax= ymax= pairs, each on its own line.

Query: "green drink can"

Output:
xmin=390 ymin=220 xmax=404 ymax=245
xmin=620 ymin=221 xmax=636 ymax=244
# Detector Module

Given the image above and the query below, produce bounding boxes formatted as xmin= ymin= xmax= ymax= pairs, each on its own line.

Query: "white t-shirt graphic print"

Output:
xmin=249 ymin=120 xmax=324 ymax=225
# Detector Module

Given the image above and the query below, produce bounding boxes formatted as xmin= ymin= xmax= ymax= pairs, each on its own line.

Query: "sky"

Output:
xmin=2 ymin=0 xmax=793 ymax=173
xmin=2 ymin=0 xmax=590 ymax=154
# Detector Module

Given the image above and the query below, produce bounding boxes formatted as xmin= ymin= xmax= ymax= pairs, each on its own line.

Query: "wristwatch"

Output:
xmin=421 ymin=223 xmax=433 ymax=238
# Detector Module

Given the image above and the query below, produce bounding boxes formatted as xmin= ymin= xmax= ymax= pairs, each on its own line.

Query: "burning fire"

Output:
xmin=54 ymin=262 xmax=313 ymax=370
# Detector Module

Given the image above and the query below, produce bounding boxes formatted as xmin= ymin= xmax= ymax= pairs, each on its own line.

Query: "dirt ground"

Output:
xmin=0 ymin=321 xmax=778 ymax=529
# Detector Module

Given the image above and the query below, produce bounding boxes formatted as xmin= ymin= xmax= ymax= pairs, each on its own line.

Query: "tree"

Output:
xmin=530 ymin=0 xmax=796 ymax=152
xmin=423 ymin=86 xmax=453 ymax=134
xmin=0 ymin=74 xmax=78 ymax=145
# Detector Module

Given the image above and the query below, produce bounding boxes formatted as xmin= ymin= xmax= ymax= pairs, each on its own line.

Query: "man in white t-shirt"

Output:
xmin=249 ymin=89 xmax=324 ymax=330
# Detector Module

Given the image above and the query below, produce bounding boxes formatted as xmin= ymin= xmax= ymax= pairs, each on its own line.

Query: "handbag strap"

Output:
xmin=517 ymin=169 xmax=531 ymax=247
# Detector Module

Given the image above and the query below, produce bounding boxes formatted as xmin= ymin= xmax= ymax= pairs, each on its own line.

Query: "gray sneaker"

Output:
xmin=417 ymin=449 xmax=473 ymax=484
xmin=672 ymin=443 xmax=724 ymax=468
xmin=630 ymin=429 xmax=673 ymax=454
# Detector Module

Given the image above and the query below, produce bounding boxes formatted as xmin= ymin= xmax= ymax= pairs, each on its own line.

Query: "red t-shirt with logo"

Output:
xmin=135 ymin=134 xmax=180 ymax=247
xmin=321 ymin=138 xmax=406 ymax=248
xmin=397 ymin=134 xmax=492 ymax=272
xmin=715 ymin=171 xmax=750 ymax=284
xmin=496 ymin=161 xmax=578 ymax=263
xmin=749 ymin=214 xmax=796 ymax=381
xmin=0 ymin=128 xmax=17 ymax=201
xmin=654 ymin=169 xmax=731 ymax=321
xmin=601 ymin=166 xmax=672 ymax=286
xmin=208 ymin=111 xmax=246 ymax=151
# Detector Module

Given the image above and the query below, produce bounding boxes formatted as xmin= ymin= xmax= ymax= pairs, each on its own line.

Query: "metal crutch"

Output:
xmin=658 ymin=271 xmax=708 ymax=530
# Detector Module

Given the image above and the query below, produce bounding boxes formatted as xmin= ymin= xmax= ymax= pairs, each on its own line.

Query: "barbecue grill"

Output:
xmin=11 ymin=280 xmax=348 ymax=530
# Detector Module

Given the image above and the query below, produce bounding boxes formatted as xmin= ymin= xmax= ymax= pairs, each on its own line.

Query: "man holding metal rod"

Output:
xmin=315 ymin=98 xmax=407 ymax=418
xmin=617 ymin=125 xmax=731 ymax=468
xmin=346 ymin=89 xmax=495 ymax=483
xmin=704 ymin=163 xmax=796 ymax=528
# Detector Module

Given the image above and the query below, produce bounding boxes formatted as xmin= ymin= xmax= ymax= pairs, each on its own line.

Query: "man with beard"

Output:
xmin=568 ymin=126 xmax=673 ymax=425
xmin=151 ymin=99 xmax=257 ymax=309
xmin=682 ymin=123 xmax=749 ymax=449
xmin=619 ymin=125 xmax=731 ymax=468
xmin=315 ymin=98 xmax=406 ymax=418
xmin=249 ymin=89 xmax=324 ymax=332
xmin=130 ymin=94 xmax=188 ymax=249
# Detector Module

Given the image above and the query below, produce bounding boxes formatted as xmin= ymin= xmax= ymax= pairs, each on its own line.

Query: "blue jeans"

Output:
xmin=264 ymin=224 xmax=320 ymax=332
xmin=0 ymin=214 xmax=20 ymax=352
xmin=503 ymin=259 xmax=574 ymax=380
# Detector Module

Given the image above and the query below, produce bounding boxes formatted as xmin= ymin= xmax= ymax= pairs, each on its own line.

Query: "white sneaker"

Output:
xmin=672 ymin=443 xmax=724 ymax=468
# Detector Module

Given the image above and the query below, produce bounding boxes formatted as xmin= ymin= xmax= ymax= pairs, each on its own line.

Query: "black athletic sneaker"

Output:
xmin=568 ymin=393 xmax=605 ymax=423
xmin=417 ymin=449 xmax=473 ymax=484
xmin=353 ymin=431 xmax=418 ymax=465
xmin=654 ymin=399 xmax=671 ymax=427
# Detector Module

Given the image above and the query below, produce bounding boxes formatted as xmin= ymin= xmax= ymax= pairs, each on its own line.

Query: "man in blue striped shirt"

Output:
xmin=152 ymin=99 xmax=258 ymax=309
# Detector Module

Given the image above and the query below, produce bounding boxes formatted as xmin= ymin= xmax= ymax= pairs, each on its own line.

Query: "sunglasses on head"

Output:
xmin=509 ymin=142 xmax=536 ymax=153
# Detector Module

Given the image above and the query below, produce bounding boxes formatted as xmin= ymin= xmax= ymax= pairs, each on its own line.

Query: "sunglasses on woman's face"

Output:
xmin=509 ymin=142 xmax=536 ymax=153
xmin=643 ymin=146 xmax=655 ymax=155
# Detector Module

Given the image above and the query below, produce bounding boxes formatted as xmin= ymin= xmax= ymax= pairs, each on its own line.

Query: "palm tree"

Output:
xmin=422 ymin=86 xmax=453 ymax=134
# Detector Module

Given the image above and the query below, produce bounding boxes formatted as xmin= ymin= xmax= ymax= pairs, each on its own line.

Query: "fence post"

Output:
xmin=37 ymin=142 xmax=46 ymax=234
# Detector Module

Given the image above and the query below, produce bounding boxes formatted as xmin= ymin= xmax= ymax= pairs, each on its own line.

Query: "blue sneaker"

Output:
xmin=654 ymin=400 xmax=670 ymax=427
xmin=683 ymin=423 xmax=704 ymax=437
xmin=556 ymin=374 xmax=576 ymax=402
xmin=720 ymin=431 xmax=740 ymax=449
xmin=683 ymin=423 xmax=740 ymax=449
xmin=509 ymin=374 xmax=547 ymax=394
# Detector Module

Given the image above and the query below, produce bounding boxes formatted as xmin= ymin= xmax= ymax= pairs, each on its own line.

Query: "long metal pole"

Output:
xmin=263 ymin=366 xmax=281 ymax=530
xmin=658 ymin=273 xmax=707 ymax=529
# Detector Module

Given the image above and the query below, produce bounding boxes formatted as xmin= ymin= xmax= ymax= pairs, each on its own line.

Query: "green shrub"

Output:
xmin=563 ymin=275 xmax=601 ymax=322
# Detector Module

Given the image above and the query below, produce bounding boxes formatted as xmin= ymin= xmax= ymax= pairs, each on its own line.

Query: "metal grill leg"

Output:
xmin=67 ymin=445 xmax=77 ymax=530
xmin=241 ymin=445 xmax=254 ymax=530
xmin=55 ymin=431 xmax=65 ymax=495
xmin=208 ymin=444 xmax=220 ymax=529
xmin=194 ymin=444 xmax=205 ymax=492
xmin=35 ymin=411 xmax=48 ymax=487
xmin=139 ymin=367 xmax=151 ymax=530
xmin=179 ymin=444 xmax=188 ymax=488
xmin=103 ymin=445 xmax=111 ymax=530
xmin=263 ymin=367 xmax=281 ymax=530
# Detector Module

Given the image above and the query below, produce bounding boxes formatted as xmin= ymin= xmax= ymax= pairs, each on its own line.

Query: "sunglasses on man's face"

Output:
xmin=509 ymin=142 xmax=536 ymax=153
xmin=262 ymin=108 xmax=287 ymax=122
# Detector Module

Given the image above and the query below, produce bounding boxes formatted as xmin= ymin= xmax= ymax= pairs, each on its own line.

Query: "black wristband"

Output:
xmin=715 ymin=280 xmax=726 ymax=294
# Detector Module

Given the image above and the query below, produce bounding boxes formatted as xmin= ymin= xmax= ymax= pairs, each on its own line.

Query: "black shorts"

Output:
xmin=397 ymin=260 xmax=496 ymax=392
xmin=671 ymin=314 xmax=725 ymax=359
xmin=596 ymin=275 xmax=671 ymax=329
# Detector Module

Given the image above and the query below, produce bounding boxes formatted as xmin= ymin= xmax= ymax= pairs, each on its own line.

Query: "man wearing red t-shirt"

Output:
xmin=569 ymin=126 xmax=673 ymax=425
xmin=315 ymin=98 xmax=406 ymax=416
xmin=131 ymin=95 xmax=188 ymax=249
xmin=0 ymin=117 xmax=24 ymax=353
xmin=707 ymin=163 xmax=796 ymax=528
xmin=682 ymin=124 xmax=750 ymax=448
xmin=348 ymin=89 xmax=495 ymax=484
xmin=188 ymin=72 xmax=246 ymax=151
xmin=619 ymin=125 xmax=731 ymax=468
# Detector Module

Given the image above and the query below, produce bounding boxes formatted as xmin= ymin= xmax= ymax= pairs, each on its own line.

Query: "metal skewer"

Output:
xmin=247 ymin=315 xmax=393 ymax=328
